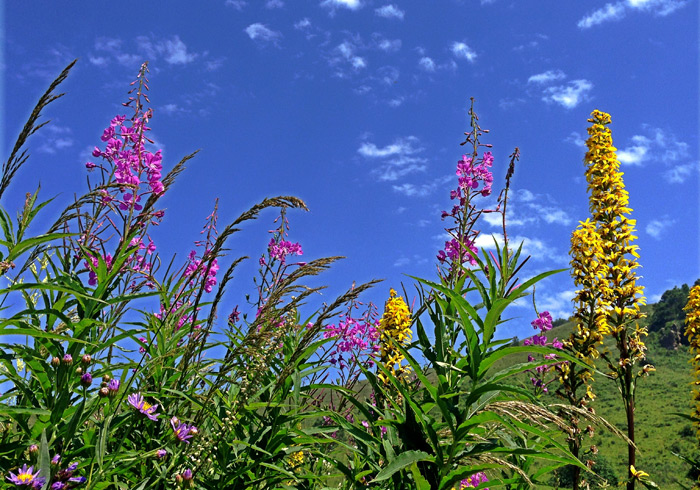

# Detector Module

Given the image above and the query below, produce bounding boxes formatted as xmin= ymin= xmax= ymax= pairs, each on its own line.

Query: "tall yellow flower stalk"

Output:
xmin=566 ymin=110 xmax=649 ymax=490
xmin=684 ymin=284 xmax=700 ymax=490
xmin=377 ymin=289 xmax=413 ymax=384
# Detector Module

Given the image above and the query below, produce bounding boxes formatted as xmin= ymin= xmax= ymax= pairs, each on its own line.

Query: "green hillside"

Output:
xmin=496 ymin=302 xmax=699 ymax=488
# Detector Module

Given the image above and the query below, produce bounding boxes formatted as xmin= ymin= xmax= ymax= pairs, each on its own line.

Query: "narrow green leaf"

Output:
xmin=371 ymin=450 xmax=434 ymax=482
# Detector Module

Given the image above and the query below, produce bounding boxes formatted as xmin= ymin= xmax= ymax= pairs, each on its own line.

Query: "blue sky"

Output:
xmin=3 ymin=0 xmax=699 ymax=341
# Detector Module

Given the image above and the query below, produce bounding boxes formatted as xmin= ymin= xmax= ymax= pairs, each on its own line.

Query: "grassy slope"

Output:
xmin=497 ymin=303 xmax=698 ymax=488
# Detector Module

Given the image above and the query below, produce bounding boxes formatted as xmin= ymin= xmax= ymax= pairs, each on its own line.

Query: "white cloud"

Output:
xmin=358 ymin=136 xmax=421 ymax=158
xmin=294 ymin=18 xmax=311 ymax=29
xmin=388 ymin=97 xmax=404 ymax=107
xmin=528 ymin=70 xmax=566 ymax=84
xmin=542 ymin=80 xmax=593 ymax=109
xmin=244 ymin=23 xmax=282 ymax=43
xmin=359 ymin=136 xmax=428 ymax=182
xmin=664 ymin=161 xmax=700 ymax=184
xmin=418 ymin=57 xmax=436 ymax=72
xmin=335 ymin=41 xmax=366 ymax=70
xmin=578 ymin=3 xmax=626 ymax=28
xmin=375 ymin=4 xmax=405 ymax=19
xmin=37 ymin=124 xmax=74 ymax=154
xmin=94 ymin=35 xmax=198 ymax=66
xmin=377 ymin=39 xmax=402 ymax=52
xmin=392 ymin=183 xmax=434 ymax=197
xmin=617 ymin=145 xmax=648 ymax=165
xmin=266 ymin=0 xmax=284 ymax=7
xmin=626 ymin=0 xmax=687 ymax=15
xmin=565 ymin=131 xmax=587 ymax=148
xmin=616 ymin=127 xmax=690 ymax=167
xmin=159 ymin=36 xmax=197 ymax=64
xmin=578 ymin=0 xmax=686 ymax=28
xmin=474 ymin=233 xmax=568 ymax=264
xmin=225 ymin=0 xmax=247 ymax=9
xmin=646 ymin=217 xmax=675 ymax=239
xmin=483 ymin=189 xmax=572 ymax=228
xmin=321 ymin=0 xmax=362 ymax=10
xmin=160 ymin=103 xmax=185 ymax=116
xmin=451 ymin=42 xmax=477 ymax=62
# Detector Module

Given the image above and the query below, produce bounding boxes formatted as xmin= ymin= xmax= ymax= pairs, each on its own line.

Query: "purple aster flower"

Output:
xmin=170 ymin=417 xmax=194 ymax=443
xmin=7 ymin=464 xmax=46 ymax=488
xmin=51 ymin=454 xmax=61 ymax=465
xmin=156 ymin=449 xmax=167 ymax=459
xmin=107 ymin=379 xmax=120 ymax=396
xmin=51 ymin=482 xmax=66 ymax=490
xmin=127 ymin=393 xmax=159 ymax=421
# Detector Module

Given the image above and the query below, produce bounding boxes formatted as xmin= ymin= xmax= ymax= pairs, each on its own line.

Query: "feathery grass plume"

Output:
xmin=565 ymin=109 xmax=650 ymax=490
xmin=377 ymin=288 xmax=413 ymax=384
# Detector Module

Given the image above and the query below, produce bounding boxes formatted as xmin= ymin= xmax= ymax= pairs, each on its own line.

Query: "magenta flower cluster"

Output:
xmin=184 ymin=249 xmax=219 ymax=293
xmin=323 ymin=312 xmax=380 ymax=370
xmin=87 ymin=112 xmax=164 ymax=199
xmin=438 ymin=151 xmax=495 ymax=272
xmin=523 ymin=311 xmax=564 ymax=394
xmin=267 ymin=238 xmax=303 ymax=265
xmin=458 ymin=471 xmax=489 ymax=489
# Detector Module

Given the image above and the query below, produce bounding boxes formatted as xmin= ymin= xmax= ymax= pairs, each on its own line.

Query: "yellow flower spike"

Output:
xmin=378 ymin=289 xmax=413 ymax=384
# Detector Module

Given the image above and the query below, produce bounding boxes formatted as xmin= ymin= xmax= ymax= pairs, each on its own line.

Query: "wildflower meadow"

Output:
xmin=1 ymin=59 xmax=699 ymax=490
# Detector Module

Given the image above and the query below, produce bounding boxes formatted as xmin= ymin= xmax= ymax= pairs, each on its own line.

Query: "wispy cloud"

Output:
xmin=375 ymin=4 xmax=405 ymax=19
xmin=482 ymin=188 xmax=573 ymax=228
xmin=450 ymin=42 xmax=477 ymax=62
xmin=646 ymin=217 xmax=675 ymax=239
xmin=335 ymin=41 xmax=367 ymax=69
xmin=266 ymin=0 xmax=284 ymax=7
xmin=377 ymin=38 xmax=402 ymax=52
xmin=578 ymin=0 xmax=687 ymax=28
xmin=294 ymin=18 xmax=311 ymax=29
xmin=542 ymin=80 xmax=593 ymax=109
xmin=617 ymin=126 xmax=690 ymax=166
xmin=392 ymin=183 xmax=435 ymax=197
xmin=473 ymin=232 xmax=568 ymax=264
xmin=664 ymin=161 xmax=700 ymax=184
xmin=578 ymin=3 xmax=626 ymax=28
xmin=321 ymin=0 xmax=362 ymax=11
xmin=36 ymin=123 xmax=74 ymax=154
xmin=225 ymin=0 xmax=247 ymax=9
xmin=358 ymin=136 xmax=427 ymax=181
xmin=418 ymin=56 xmax=436 ymax=72
xmin=528 ymin=70 xmax=566 ymax=84
xmin=92 ymin=35 xmax=199 ymax=67
xmin=244 ymin=23 xmax=282 ymax=44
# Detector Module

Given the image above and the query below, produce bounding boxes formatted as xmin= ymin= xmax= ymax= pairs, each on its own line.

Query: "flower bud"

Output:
xmin=182 ymin=469 xmax=193 ymax=481
xmin=62 ymin=354 xmax=73 ymax=365
xmin=175 ymin=474 xmax=183 ymax=484
xmin=75 ymin=367 xmax=83 ymax=375
xmin=28 ymin=444 xmax=39 ymax=455
xmin=102 ymin=374 xmax=111 ymax=383
xmin=80 ymin=372 xmax=93 ymax=387
xmin=98 ymin=387 xmax=110 ymax=398
xmin=51 ymin=357 xmax=61 ymax=368
xmin=81 ymin=354 xmax=91 ymax=365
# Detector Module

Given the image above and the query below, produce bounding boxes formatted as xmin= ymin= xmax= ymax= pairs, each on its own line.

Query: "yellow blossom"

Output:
xmin=378 ymin=289 xmax=413 ymax=383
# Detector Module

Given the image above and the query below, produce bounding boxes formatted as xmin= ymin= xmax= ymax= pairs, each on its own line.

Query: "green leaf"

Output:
xmin=0 ymin=406 xmax=51 ymax=416
xmin=410 ymin=462 xmax=431 ymax=490
xmin=371 ymin=450 xmax=434 ymax=482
